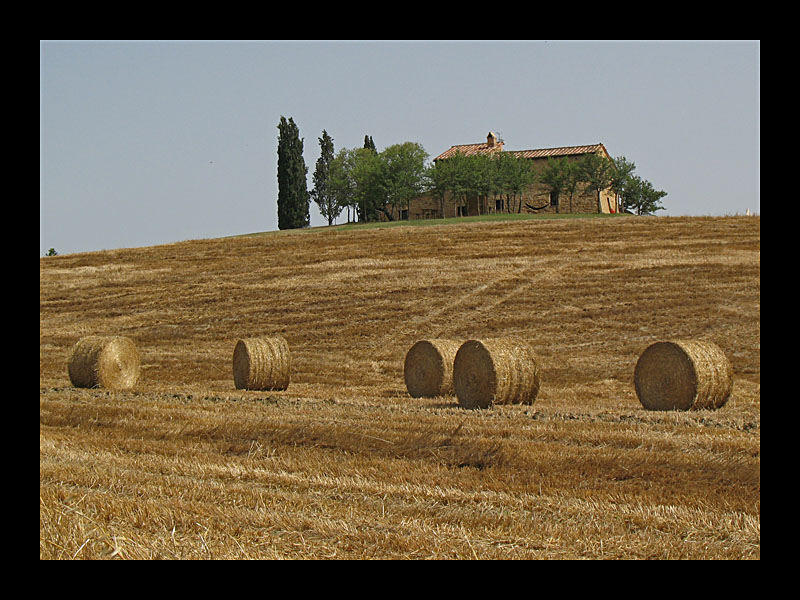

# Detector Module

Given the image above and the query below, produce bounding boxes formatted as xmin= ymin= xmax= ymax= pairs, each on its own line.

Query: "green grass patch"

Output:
xmin=235 ymin=211 xmax=630 ymax=239
xmin=336 ymin=211 xmax=628 ymax=232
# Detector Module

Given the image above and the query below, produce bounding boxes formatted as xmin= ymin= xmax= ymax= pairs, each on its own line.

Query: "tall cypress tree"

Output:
xmin=364 ymin=135 xmax=376 ymax=152
xmin=277 ymin=116 xmax=309 ymax=230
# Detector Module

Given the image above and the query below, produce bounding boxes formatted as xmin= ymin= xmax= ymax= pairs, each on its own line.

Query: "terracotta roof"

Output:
xmin=433 ymin=142 xmax=504 ymax=161
xmin=434 ymin=141 xmax=609 ymax=162
xmin=508 ymin=143 xmax=609 ymax=160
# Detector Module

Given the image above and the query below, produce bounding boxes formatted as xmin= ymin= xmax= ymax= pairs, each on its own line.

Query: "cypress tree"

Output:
xmin=311 ymin=130 xmax=340 ymax=226
xmin=277 ymin=116 xmax=309 ymax=230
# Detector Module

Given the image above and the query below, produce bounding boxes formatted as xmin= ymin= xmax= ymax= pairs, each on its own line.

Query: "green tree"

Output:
xmin=364 ymin=135 xmax=376 ymax=152
xmin=310 ymin=130 xmax=340 ymax=226
xmin=498 ymin=153 xmax=536 ymax=213
xmin=381 ymin=142 xmax=429 ymax=219
xmin=577 ymin=152 xmax=615 ymax=213
xmin=562 ymin=160 xmax=582 ymax=214
xmin=424 ymin=151 xmax=535 ymax=217
xmin=425 ymin=157 xmax=455 ymax=218
xmin=425 ymin=152 xmax=480 ymax=216
xmin=539 ymin=156 xmax=571 ymax=213
xmin=446 ymin=152 xmax=476 ymax=216
xmin=470 ymin=154 xmax=497 ymax=215
xmin=46 ymin=248 xmax=58 ymax=256
xmin=328 ymin=145 xmax=391 ymax=222
xmin=351 ymin=146 xmax=387 ymax=222
xmin=622 ymin=175 xmax=667 ymax=215
xmin=276 ymin=116 xmax=309 ymax=230
xmin=328 ymin=148 xmax=358 ymax=222
xmin=610 ymin=156 xmax=637 ymax=214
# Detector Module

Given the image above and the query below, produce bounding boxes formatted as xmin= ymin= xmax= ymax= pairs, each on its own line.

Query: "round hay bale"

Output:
xmin=404 ymin=339 xmax=461 ymax=397
xmin=232 ymin=337 xmax=290 ymax=391
xmin=67 ymin=335 xmax=141 ymax=390
xmin=453 ymin=338 xmax=541 ymax=409
xmin=634 ymin=340 xmax=733 ymax=411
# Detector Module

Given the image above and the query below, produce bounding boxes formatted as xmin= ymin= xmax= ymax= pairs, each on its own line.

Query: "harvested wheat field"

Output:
xmin=39 ymin=215 xmax=760 ymax=559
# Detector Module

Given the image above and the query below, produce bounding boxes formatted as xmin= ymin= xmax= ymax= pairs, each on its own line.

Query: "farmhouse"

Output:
xmin=384 ymin=132 xmax=619 ymax=221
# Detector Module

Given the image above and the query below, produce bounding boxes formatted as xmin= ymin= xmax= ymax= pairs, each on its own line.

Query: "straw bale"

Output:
xmin=404 ymin=339 xmax=461 ymax=397
xmin=453 ymin=338 xmax=541 ymax=409
xmin=634 ymin=340 xmax=734 ymax=411
xmin=233 ymin=337 xmax=290 ymax=391
xmin=67 ymin=335 xmax=141 ymax=390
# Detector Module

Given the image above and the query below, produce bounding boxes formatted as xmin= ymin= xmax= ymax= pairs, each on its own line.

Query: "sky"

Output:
xmin=40 ymin=40 xmax=760 ymax=256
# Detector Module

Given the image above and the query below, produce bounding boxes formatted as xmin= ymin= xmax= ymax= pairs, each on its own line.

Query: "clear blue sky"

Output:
xmin=40 ymin=40 xmax=760 ymax=255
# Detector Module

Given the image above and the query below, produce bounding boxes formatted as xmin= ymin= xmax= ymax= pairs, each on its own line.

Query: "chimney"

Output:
xmin=487 ymin=132 xmax=497 ymax=148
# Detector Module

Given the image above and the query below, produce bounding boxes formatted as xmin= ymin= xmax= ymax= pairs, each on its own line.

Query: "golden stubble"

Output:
xmin=40 ymin=216 xmax=760 ymax=559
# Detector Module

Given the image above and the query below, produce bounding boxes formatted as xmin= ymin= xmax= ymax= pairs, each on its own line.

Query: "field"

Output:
xmin=39 ymin=215 xmax=760 ymax=559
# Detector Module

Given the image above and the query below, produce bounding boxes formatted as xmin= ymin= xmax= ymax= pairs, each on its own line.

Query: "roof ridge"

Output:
xmin=434 ymin=140 xmax=606 ymax=162
xmin=451 ymin=141 xmax=491 ymax=147
xmin=512 ymin=143 xmax=603 ymax=153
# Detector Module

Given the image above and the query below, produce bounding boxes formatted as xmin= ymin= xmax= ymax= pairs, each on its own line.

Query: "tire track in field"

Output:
xmin=392 ymin=264 xmax=562 ymax=340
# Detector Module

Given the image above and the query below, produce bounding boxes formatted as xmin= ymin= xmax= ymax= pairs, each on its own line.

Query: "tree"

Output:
xmin=445 ymin=152 xmax=476 ymax=216
xmin=501 ymin=153 xmax=536 ymax=213
xmin=610 ymin=156 xmax=637 ymax=214
xmin=351 ymin=146 xmax=387 ymax=222
xmin=328 ymin=148 xmax=358 ymax=222
xmin=310 ymin=130 xmax=340 ymax=226
xmin=622 ymin=175 xmax=667 ymax=215
xmin=381 ymin=142 xmax=429 ymax=219
xmin=425 ymin=157 xmax=455 ymax=218
xmin=539 ymin=157 xmax=571 ymax=213
xmin=430 ymin=152 xmax=504 ymax=217
xmin=276 ymin=116 xmax=309 ymax=230
xmin=326 ymin=145 xmax=392 ymax=223
xmin=471 ymin=154 xmax=497 ymax=215
xmin=578 ymin=152 xmax=615 ymax=213
xmin=562 ymin=160 xmax=582 ymax=214
xmin=338 ymin=135 xmax=384 ymax=221
xmin=488 ymin=153 xmax=516 ymax=213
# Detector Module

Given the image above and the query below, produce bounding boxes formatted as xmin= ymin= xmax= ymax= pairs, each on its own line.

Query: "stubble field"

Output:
xmin=39 ymin=215 xmax=760 ymax=559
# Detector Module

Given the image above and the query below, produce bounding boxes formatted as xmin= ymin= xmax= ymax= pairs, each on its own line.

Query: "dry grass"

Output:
xmin=40 ymin=215 xmax=760 ymax=559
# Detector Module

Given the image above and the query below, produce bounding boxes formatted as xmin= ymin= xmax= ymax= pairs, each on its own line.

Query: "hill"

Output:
xmin=39 ymin=215 xmax=760 ymax=559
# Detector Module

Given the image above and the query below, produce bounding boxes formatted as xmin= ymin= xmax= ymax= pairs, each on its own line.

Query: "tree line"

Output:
xmin=277 ymin=116 xmax=667 ymax=230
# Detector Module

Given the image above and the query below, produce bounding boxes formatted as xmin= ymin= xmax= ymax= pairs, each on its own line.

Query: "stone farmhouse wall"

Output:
xmin=382 ymin=152 xmax=618 ymax=222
